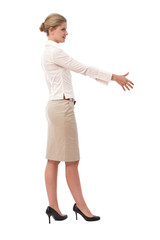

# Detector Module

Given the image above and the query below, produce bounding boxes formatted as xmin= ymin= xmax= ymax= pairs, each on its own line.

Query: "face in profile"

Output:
xmin=48 ymin=22 xmax=68 ymax=43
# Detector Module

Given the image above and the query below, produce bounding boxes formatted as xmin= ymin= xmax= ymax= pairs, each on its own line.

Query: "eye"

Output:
xmin=61 ymin=28 xmax=66 ymax=31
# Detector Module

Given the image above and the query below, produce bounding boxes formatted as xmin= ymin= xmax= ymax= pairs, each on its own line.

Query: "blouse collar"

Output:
xmin=46 ymin=39 xmax=61 ymax=47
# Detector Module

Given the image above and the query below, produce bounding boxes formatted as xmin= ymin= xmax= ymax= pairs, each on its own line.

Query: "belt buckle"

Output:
xmin=64 ymin=96 xmax=76 ymax=105
xmin=69 ymin=98 xmax=76 ymax=105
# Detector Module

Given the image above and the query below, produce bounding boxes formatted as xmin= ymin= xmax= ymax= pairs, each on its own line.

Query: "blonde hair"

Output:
xmin=39 ymin=13 xmax=67 ymax=36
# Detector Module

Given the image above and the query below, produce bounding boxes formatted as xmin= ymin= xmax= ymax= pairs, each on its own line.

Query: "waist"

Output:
xmin=63 ymin=95 xmax=76 ymax=105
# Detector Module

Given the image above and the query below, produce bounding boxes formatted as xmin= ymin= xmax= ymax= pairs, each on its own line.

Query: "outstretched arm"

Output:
xmin=51 ymin=47 xmax=112 ymax=85
xmin=52 ymin=47 xmax=134 ymax=90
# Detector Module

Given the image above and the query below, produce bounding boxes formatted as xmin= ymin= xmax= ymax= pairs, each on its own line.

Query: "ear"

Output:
xmin=48 ymin=27 xmax=55 ymax=35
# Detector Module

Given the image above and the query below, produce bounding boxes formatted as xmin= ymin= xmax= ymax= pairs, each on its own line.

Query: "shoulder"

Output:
xmin=46 ymin=44 xmax=64 ymax=54
xmin=44 ymin=41 xmax=70 ymax=59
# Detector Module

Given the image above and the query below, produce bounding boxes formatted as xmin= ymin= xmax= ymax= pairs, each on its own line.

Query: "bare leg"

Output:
xmin=65 ymin=160 xmax=93 ymax=217
xmin=44 ymin=159 xmax=63 ymax=215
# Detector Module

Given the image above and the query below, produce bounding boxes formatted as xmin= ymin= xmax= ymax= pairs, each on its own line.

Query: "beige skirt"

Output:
xmin=45 ymin=99 xmax=80 ymax=162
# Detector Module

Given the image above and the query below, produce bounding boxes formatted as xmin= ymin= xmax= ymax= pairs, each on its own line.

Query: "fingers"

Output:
xmin=121 ymin=85 xmax=126 ymax=91
xmin=125 ymin=84 xmax=130 ymax=91
xmin=127 ymin=82 xmax=134 ymax=89
xmin=124 ymin=72 xmax=129 ymax=77
xmin=121 ymin=81 xmax=133 ymax=91
xmin=128 ymin=81 xmax=134 ymax=86
xmin=125 ymin=78 xmax=134 ymax=86
xmin=123 ymin=77 xmax=134 ymax=91
xmin=117 ymin=72 xmax=134 ymax=91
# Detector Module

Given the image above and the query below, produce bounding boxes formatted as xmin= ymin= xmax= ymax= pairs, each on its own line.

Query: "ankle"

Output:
xmin=76 ymin=202 xmax=88 ymax=210
xmin=76 ymin=202 xmax=89 ymax=210
xmin=49 ymin=205 xmax=63 ymax=215
xmin=49 ymin=204 xmax=59 ymax=211
xmin=75 ymin=203 xmax=94 ymax=217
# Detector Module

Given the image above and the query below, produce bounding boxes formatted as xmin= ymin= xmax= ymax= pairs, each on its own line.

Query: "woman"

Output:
xmin=39 ymin=13 xmax=134 ymax=223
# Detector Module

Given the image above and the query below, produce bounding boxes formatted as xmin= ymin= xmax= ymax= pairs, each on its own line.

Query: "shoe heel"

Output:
xmin=75 ymin=212 xmax=78 ymax=220
xmin=73 ymin=203 xmax=100 ymax=221
xmin=48 ymin=215 xmax=51 ymax=224
xmin=46 ymin=206 xmax=68 ymax=222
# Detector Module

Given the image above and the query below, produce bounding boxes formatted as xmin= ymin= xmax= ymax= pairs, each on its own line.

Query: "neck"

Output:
xmin=48 ymin=37 xmax=59 ymax=43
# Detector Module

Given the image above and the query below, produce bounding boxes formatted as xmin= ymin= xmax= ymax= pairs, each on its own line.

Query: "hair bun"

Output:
xmin=39 ymin=22 xmax=45 ymax=32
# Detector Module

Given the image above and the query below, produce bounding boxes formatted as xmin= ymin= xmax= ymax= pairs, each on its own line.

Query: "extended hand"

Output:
xmin=112 ymin=72 xmax=134 ymax=91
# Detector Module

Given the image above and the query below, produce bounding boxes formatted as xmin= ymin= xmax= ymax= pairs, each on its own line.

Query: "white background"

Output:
xmin=0 ymin=0 xmax=160 ymax=239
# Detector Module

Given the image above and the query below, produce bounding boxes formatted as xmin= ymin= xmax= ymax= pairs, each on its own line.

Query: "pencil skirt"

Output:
xmin=45 ymin=99 xmax=80 ymax=162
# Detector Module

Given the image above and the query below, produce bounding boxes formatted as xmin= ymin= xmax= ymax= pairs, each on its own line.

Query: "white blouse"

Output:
xmin=41 ymin=40 xmax=112 ymax=101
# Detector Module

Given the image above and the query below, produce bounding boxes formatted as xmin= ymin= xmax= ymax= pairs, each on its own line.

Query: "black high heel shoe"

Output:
xmin=73 ymin=203 xmax=100 ymax=221
xmin=46 ymin=206 xmax=68 ymax=223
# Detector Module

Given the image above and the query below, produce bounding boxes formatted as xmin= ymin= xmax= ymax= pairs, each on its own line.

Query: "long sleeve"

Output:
xmin=51 ymin=47 xmax=112 ymax=85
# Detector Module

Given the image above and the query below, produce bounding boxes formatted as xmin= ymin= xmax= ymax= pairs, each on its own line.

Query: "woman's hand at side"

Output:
xmin=111 ymin=72 xmax=134 ymax=91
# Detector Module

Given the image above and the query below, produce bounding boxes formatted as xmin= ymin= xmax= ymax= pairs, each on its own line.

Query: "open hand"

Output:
xmin=112 ymin=72 xmax=134 ymax=91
